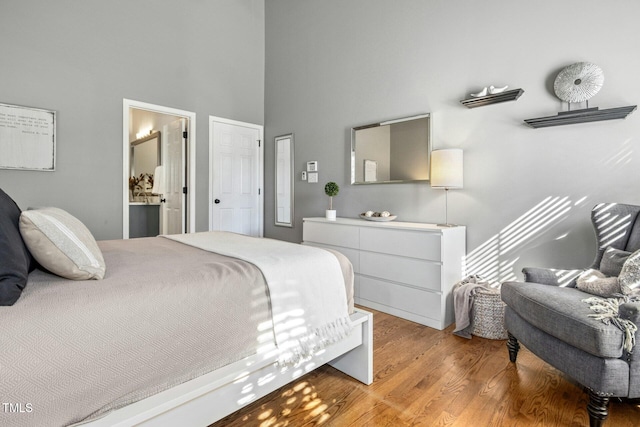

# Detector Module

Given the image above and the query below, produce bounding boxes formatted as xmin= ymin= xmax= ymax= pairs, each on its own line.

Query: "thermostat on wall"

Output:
xmin=307 ymin=161 xmax=318 ymax=172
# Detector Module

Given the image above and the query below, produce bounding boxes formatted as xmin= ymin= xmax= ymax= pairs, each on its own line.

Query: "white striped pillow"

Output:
xmin=19 ymin=207 xmax=106 ymax=280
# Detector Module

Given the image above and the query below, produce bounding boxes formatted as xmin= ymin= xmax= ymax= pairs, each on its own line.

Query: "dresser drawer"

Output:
xmin=360 ymin=251 xmax=441 ymax=291
xmin=303 ymin=217 xmax=465 ymax=330
xmin=359 ymin=276 xmax=442 ymax=320
xmin=360 ymin=227 xmax=441 ymax=261
xmin=303 ymin=222 xmax=359 ymax=249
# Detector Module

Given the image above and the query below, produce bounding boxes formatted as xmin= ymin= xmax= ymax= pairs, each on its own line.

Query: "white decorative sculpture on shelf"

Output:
xmin=470 ymin=85 xmax=509 ymax=97
xmin=489 ymin=85 xmax=509 ymax=94
xmin=523 ymin=61 xmax=636 ymax=127
xmin=553 ymin=62 xmax=604 ymax=104
xmin=470 ymin=87 xmax=488 ymax=97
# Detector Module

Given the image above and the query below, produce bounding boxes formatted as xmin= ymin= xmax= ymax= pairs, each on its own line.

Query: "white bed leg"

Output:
xmin=328 ymin=308 xmax=373 ymax=385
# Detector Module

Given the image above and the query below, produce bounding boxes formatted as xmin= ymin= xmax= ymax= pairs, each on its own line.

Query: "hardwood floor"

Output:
xmin=212 ymin=308 xmax=640 ymax=426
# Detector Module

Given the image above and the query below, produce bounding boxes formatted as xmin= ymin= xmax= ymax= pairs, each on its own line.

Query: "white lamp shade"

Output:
xmin=430 ymin=149 xmax=463 ymax=189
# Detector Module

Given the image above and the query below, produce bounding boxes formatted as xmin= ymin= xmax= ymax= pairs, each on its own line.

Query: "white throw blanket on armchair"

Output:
xmin=164 ymin=231 xmax=353 ymax=366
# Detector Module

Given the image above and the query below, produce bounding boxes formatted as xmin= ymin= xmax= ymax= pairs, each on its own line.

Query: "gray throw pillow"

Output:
xmin=19 ymin=207 xmax=106 ymax=280
xmin=600 ymin=247 xmax=632 ymax=277
xmin=576 ymin=269 xmax=621 ymax=297
xmin=0 ymin=188 xmax=36 ymax=305
xmin=618 ymin=249 xmax=640 ymax=295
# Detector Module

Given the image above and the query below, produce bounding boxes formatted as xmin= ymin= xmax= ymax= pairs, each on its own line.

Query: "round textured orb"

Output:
xmin=553 ymin=62 xmax=604 ymax=103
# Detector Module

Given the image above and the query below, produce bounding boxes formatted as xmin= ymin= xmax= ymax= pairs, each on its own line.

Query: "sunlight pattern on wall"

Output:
xmin=603 ymin=138 xmax=633 ymax=167
xmin=465 ymin=196 xmax=584 ymax=284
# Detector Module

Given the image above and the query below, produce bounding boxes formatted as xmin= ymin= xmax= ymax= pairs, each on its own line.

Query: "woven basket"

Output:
xmin=470 ymin=287 xmax=508 ymax=340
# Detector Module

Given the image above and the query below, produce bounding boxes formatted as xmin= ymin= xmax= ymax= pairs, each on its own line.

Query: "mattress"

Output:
xmin=0 ymin=236 xmax=353 ymax=427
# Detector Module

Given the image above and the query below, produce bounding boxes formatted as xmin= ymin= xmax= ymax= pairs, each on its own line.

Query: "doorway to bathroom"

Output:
xmin=122 ymin=99 xmax=196 ymax=239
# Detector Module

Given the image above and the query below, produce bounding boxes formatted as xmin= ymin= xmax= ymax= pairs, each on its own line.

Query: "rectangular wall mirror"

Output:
xmin=130 ymin=131 xmax=161 ymax=199
xmin=275 ymin=133 xmax=294 ymax=227
xmin=351 ymin=113 xmax=431 ymax=184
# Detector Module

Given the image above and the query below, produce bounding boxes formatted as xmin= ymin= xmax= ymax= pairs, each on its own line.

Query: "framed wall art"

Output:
xmin=0 ymin=102 xmax=56 ymax=171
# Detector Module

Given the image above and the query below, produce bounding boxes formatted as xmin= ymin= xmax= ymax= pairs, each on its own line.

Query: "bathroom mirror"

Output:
xmin=351 ymin=114 xmax=431 ymax=184
xmin=130 ymin=131 xmax=161 ymax=181
xmin=275 ymin=133 xmax=294 ymax=227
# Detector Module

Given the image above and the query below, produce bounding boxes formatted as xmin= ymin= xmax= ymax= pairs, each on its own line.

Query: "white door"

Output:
xmin=210 ymin=119 xmax=262 ymax=236
xmin=162 ymin=118 xmax=186 ymax=235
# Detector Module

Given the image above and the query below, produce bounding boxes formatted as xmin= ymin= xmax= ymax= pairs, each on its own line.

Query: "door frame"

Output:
xmin=208 ymin=116 xmax=264 ymax=237
xmin=123 ymin=99 xmax=196 ymax=239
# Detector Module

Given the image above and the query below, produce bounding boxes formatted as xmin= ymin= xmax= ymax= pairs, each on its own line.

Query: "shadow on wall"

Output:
xmin=464 ymin=137 xmax=636 ymax=285
xmin=465 ymin=196 xmax=590 ymax=284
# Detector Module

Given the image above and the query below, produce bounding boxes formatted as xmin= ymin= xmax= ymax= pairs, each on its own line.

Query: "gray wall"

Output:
xmin=264 ymin=0 xmax=640 ymax=283
xmin=0 ymin=0 xmax=264 ymax=240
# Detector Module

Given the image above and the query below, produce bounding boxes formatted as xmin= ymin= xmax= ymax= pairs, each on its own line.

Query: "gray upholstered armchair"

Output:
xmin=501 ymin=203 xmax=640 ymax=427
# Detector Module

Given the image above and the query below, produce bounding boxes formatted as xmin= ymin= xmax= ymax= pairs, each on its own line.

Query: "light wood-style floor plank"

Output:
xmin=212 ymin=308 xmax=640 ymax=426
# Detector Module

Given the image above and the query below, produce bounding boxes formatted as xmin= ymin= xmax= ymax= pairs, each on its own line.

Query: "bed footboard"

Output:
xmin=328 ymin=308 xmax=373 ymax=385
xmin=85 ymin=308 xmax=373 ymax=426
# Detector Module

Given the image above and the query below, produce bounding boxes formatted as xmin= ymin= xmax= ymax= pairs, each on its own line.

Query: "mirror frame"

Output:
xmin=351 ymin=113 xmax=431 ymax=185
xmin=274 ymin=133 xmax=294 ymax=227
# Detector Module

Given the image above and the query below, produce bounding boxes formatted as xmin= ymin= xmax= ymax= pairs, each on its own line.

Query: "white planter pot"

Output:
xmin=326 ymin=210 xmax=337 ymax=221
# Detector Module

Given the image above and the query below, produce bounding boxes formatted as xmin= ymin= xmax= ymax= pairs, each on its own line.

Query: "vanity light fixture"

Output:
xmin=430 ymin=149 xmax=463 ymax=227
xmin=135 ymin=128 xmax=153 ymax=140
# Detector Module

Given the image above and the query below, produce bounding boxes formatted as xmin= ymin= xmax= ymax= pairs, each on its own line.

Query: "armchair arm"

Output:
xmin=522 ymin=267 xmax=583 ymax=287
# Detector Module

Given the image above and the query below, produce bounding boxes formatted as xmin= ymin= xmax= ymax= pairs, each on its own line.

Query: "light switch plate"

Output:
xmin=308 ymin=172 xmax=318 ymax=183
xmin=301 ymin=171 xmax=307 ymax=180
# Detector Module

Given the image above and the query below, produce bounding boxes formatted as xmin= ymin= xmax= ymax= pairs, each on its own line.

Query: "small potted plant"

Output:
xmin=324 ymin=181 xmax=339 ymax=221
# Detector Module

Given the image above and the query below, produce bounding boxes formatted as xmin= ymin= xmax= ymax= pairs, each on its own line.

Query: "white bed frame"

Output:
xmin=86 ymin=308 xmax=373 ymax=426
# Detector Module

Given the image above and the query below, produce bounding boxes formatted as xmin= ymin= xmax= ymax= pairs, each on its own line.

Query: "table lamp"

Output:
xmin=430 ymin=149 xmax=463 ymax=226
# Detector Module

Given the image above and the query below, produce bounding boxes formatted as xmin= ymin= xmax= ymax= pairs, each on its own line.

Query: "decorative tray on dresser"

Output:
xmin=302 ymin=217 xmax=466 ymax=330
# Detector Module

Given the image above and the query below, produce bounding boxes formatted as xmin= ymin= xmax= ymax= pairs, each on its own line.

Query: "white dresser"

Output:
xmin=303 ymin=217 xmax=466 ymax=330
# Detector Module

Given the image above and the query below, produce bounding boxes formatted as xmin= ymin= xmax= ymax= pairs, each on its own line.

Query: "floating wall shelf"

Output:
xmin=524 ymin=105 xmax=637 ymax=128
xmin=460 ymin=88 xmax=524 ymax=108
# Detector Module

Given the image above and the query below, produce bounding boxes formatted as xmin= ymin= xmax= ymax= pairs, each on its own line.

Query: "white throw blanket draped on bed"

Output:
xmin=164 ymin=232 xmax=353 ymax=365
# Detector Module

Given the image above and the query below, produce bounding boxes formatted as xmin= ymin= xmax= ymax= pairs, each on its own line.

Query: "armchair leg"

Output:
xmin=587 ymin=389 xmax=609 ymax=427
xmin=507 ymin=332 xmax=520 ymax=363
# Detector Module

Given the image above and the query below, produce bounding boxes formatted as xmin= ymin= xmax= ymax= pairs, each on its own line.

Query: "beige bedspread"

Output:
xmin=164 ymin=232 xmax=353 ymax=366
xmin=0 ymin=236 xmax=353 ymax=427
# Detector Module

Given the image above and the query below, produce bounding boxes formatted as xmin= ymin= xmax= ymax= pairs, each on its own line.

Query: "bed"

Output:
xmin=0 ymin=190 xmax=372 ymax=427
